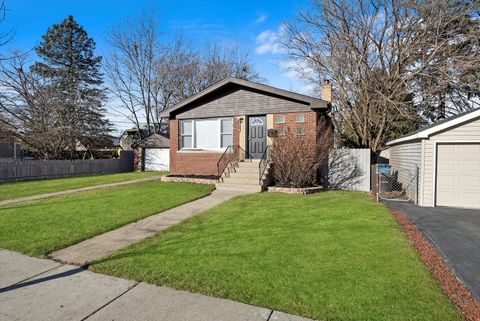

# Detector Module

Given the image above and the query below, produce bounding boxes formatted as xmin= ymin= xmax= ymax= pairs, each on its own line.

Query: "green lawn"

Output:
xmin=0 ymin=181 xmax=213 ymax=257
xmin=91 ymin=191 xmax=461 ymax=321
xmin=0 ymin=172 xmax=165 ymax=201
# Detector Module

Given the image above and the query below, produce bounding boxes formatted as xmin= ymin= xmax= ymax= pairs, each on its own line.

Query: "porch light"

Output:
xmin=238 ymin=117 xmax=243 ymax=132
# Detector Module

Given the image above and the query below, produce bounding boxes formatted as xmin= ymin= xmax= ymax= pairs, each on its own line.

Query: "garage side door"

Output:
xmin=144 ymin=148 xmax=169 ymax=171
xmin=436 ymin=143 xmax=480 ymax=209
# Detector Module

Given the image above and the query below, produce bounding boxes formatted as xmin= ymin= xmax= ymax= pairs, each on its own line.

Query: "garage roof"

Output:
xmin=132 ymin=134 xmax=170 ymax=148
xmin=387 ymin=108 xmax=480 ymax=146
xmin=159 ymin=77 xmax=328 ymax=118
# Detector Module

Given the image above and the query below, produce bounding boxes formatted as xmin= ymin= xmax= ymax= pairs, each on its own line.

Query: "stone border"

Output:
xmin=267 ymin=186 xmax=324 ymax=195
xmin=161 ymin=176 xmax=217 ymax=185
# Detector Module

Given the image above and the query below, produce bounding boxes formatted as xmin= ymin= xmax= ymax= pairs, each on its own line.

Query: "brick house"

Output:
xmin=159 ymin=77 xmax=333 ymax=189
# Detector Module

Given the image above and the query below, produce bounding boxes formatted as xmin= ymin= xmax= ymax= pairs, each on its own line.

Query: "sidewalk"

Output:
xmin=0 ymin=176 xmax=163 ymax=207
xmin=50 ymin=189 xmax=250 ymax=265
xmin=0 ymin=250 xmax=313 ymax=321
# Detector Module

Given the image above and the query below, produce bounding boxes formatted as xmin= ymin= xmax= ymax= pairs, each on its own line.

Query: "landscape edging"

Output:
xmin=267 ymin=186 xmax=324 ymax=195
xmin=161 ymin=176 xmax=217 ymax=185
xmin=390 ymin=209 xmax=480 ymax=321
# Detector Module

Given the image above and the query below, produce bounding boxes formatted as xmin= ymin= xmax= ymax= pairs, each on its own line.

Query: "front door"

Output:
xmin=248 ymin=115 xmax=266 ymax=159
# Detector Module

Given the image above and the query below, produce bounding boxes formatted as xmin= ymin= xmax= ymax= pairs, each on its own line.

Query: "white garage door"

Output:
xmin=436 ymin=143 xmax=480 ymax=209
xmin=144 ymin=148 xmax=169 ymax=171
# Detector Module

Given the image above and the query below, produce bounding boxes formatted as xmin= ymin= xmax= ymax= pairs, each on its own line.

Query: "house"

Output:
xmin=119 ymin=122 xmax=168 ymax=151
xmin=0 ymin=138 xmax=24 ymax=159
xmin=159 ymin=77 xmax=333 ymax=189
xmin=119 ymin=126 xmax=150 ymax=151
xmin=387 ymin=108 xmax=480 ymax=209
xmin=133 ymin=134 xmax=170 ymax=171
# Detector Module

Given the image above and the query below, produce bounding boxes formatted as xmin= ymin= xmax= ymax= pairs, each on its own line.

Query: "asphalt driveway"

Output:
xmin=386 ymin=201 xmax=480 ymax=300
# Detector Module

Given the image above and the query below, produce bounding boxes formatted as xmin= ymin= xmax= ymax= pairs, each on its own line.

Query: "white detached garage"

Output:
xmin=387 ymin=108 xmax=480 ymax=209
xmin=133 ymin=134 xmax=170 ymax=171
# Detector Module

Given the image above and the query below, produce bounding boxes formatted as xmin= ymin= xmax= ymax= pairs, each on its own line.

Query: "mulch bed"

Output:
xmin=391 ymin=210 xmax=480 ymax=321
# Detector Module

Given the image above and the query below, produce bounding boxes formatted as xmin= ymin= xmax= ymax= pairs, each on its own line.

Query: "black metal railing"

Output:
xmin=217 ymin=145 xmax=252 ymax=181
xmin=259 ymin=145 xmax=270 ymax=184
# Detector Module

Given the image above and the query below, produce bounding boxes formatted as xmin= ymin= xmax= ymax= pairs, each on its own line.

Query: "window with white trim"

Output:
xmin=220 ymin=119 xmax=233 ymax=148
xmin=179 ymin=118 xmax=233 ymax=150
xmin=276 ymin=115 xmax=285 ymax=124
xmin=295 ymin=114 xmax=305 ymax=122
xmin=296 ymin=126 xmax=304 ymax=136
xmin=180 ymin=121 xmax=193 ymax=149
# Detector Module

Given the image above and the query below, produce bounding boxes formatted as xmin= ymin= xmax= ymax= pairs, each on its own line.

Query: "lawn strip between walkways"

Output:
xmin=0 ymin=181 xmax=213 ymax=257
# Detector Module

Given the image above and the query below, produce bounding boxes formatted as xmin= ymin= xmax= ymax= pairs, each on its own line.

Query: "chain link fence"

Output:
xmin=372 ymin=164 xmax=419 ymax=203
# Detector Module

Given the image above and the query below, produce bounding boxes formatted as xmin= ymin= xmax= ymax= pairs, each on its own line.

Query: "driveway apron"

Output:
xmin=387 ymin=201 xmax=480 ymax=300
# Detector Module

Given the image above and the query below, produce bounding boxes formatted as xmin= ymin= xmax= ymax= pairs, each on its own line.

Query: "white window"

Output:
xmin=276 ymin=115 xmax=285 ymax=124
xmin=179 ymin=118 xmax=233 ymax=150
xmin=295 ymin=114 xmax=305 ymax=122
xmin=220 ymin=119 xmax=233 ymax=147
xmin=180 ymin=121 xmax=193 ymax=149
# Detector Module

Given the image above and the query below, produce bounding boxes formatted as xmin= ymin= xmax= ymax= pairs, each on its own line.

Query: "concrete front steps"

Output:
xmin=215 ymin=159 xmax=270 ymax=193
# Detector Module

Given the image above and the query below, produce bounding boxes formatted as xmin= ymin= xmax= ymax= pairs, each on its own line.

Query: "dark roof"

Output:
xmin=132 ymin=134 xmax=170 ymax=148
xmin=159 ymin=77 xmax=328 ymax=118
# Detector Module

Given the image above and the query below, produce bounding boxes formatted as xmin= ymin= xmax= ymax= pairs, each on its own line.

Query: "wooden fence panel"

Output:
xmin=0 ymin=152 xmax=134 ymax=183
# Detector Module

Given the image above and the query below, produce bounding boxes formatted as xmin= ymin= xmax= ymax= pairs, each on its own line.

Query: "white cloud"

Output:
xmin=255 ymin=24 xmax=287 ymax=55
xmin=277 ymin=60 xmax=317 ymax=96
xmin=255 ymin=14 xmax=267 ymax=24
xmin=279 ymin=59 xmax=314 ymax=80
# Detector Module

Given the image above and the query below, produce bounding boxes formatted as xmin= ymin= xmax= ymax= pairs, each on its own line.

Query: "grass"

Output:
xmin=0 ymin=181 xmax=213 ymax=257
xmin=0 ymin=172 xmax=166 ymax=201
xmin=91 ymin=191 xmax=462 ymax=321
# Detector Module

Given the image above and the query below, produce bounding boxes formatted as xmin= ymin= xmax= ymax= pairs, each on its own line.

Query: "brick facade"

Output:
xmin=271 ymin=111 xmax=318 ymax=144
xmin=169 ymin=119 xmax=232 ymax=176
xmin=133 ymin=147 xmax=143 ymax=172
xmin=169 ymin=111 xmax=330 ymax=177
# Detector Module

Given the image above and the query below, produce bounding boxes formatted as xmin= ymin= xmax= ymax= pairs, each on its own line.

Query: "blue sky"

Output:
xmin=1 ymin=0 xmax=311 ymax=131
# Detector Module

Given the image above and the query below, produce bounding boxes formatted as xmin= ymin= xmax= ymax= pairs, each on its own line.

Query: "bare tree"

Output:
xmin=156 ymin=36 xmax=202 ymax=114
xmin=412 ymin=1 xmax=480 ymax=120
xmin=286 ymin=0 xmax=480 ymax=152
xmin=0 ymin=0 xmax=14 ymax=61
xmin=105 ymin=12 xmax=166 ymax=137
xmin=0 ymin=53 xmax=71 ymax=159
xmin=0 ymin=0 xmax=15 ymax=131
xmin=105 ymin=12 xmax=262 ymax=137
xmin=199 ymin=43 xmax=261 ymax=88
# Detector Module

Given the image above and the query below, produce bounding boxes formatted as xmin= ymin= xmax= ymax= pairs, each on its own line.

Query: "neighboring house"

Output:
xmin=119 ymin=122 xmax=167 ymax=151
xmin=75 ymin=137 xmax=117 ymax=152
xmin=387 ymin=108 xmax=480 ymax=209
xmin=0 ymin=138 xmax=24 ymax=159
xmin=119 ymin=126 xmax=150 ymax=151
xmin=159 ymin=77 xmax=333 ymax=182
xmin=133 ymin=134 xmax=170 ymax=171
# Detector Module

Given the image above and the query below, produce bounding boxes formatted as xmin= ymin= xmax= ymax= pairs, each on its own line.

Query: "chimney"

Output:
xmin=321 ymin=80 xmax=332 ymax=103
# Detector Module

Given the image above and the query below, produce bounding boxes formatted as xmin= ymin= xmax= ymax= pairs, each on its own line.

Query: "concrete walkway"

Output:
xmin=0 ymin=250 xmax=313 ymax=321
xmin=50 ymin=189 xmax=249 ymax=265
xmin=0 ymin=176 xmax=163 ymax=207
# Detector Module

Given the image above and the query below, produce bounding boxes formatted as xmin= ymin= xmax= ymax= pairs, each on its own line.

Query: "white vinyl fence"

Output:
xmin=327 ymin=148 xmax=371 ymax=192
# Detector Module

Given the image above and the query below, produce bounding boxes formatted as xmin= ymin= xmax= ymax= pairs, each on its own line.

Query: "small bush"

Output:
xmin=270 ymin=131 xmax=318 ymax=188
